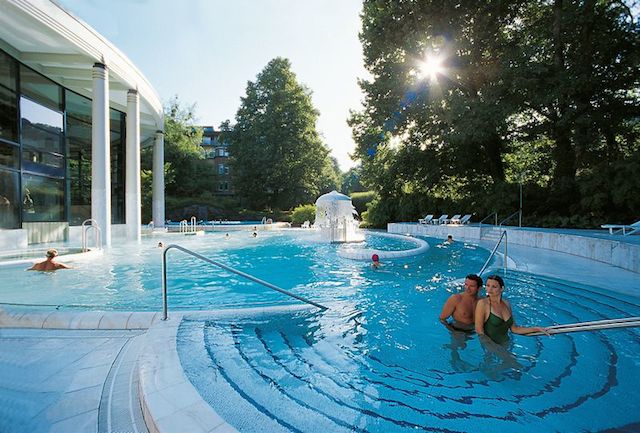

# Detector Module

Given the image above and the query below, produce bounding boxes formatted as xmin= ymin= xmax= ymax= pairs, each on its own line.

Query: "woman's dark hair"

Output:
xmin=486 ymin=274 xmax=505 ymax=288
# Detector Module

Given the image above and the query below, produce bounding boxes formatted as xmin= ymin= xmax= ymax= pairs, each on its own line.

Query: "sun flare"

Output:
xmin=418 ymin=54 xmax=445 ymax=81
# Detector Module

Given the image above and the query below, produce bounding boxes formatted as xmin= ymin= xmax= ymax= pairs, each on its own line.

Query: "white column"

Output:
xmin=91 ymin=63 xmax=111 ymax=246
xmin=152 ymin=131 xmax=165 ymax=228
xmin=125 ymin=89 xmax=141 ymax=241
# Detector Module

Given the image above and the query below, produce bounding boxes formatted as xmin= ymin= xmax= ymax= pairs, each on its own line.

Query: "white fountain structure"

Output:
xmin=314 ymin=191 xmax=364 ymax=243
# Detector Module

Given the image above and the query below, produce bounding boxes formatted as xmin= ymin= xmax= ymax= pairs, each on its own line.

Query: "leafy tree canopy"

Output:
xmin=350 ymin=0 xmax=640 ymax=227
xmin=226 ymin=57 xmax=338 ymax=210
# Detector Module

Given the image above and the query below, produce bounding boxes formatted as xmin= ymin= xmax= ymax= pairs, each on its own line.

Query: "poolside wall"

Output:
xmin=389 ymin=223 xmax=640 ymax=274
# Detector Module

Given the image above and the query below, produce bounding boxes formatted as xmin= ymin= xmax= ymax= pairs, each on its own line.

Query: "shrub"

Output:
xmin=291 ymin=204 xmax=316 ymax=225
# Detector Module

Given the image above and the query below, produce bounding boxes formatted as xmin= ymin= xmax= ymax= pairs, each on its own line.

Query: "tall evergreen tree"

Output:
xmin=228 ymin=58 xmax=336 ymax=209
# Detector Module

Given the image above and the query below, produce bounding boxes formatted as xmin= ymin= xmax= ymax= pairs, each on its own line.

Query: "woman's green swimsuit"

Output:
xmin=484 ymin=299 xmax=513 ymax=344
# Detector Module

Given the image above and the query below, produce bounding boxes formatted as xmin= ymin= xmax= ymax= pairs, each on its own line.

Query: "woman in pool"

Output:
xmin=475 ymin=274 xmax=548 ymax=344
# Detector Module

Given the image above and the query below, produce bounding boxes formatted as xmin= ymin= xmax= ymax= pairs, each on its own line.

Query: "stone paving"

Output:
xmin=0 ymin=328 xmax=147 ymax=433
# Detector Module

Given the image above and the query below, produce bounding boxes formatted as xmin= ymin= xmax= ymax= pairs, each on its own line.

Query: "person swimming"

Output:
xmin=28 ymin=249 xmax=71 ymax=271
xmin=475 ymin=275 xmax=548 ymax=344
xmin=371 ymin=253 xmax=381 ymax=269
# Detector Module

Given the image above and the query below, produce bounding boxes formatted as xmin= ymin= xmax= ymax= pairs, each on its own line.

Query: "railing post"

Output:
xmin=162 ymin=246 xmax=168 ymax=320
xmin=504 ymin=231 xmax=508 ymax=277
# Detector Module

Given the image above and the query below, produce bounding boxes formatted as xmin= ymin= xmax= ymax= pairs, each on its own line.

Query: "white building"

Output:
xmin=0 ymin=0 xmax=165 ymax=249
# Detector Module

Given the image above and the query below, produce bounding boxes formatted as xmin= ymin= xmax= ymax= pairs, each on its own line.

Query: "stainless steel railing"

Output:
xmin=161 ymin=244 xmax=328 ymax=320
xmin=499 ymin=210 xmax=522 ymax=229
xmin=478 ymin=230 xmax=508 ymax=277
xmin=478 ymin=212 xmax=498 ymax=239
xmin=81 ymin=219 xmax=102 ymax=252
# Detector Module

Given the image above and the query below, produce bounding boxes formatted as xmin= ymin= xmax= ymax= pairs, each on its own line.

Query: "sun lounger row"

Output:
xmin=418 ymin=214 xmax=472 ymax=225
xmin=600 ymin=219 xmax=640 ymax=236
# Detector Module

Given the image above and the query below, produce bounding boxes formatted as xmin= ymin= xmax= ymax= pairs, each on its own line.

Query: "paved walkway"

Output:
xmin=0 ymin=328 xmax=148 ymax=433
xmin=478 ymin=239 xmax=640 ymax=296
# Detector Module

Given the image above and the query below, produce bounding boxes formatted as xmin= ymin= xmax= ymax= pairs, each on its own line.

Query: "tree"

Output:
xmin=141 ymin=97 xmax=216 ymax=220
xmin=349 ymin=0 xmax=640 ymax=227
xmin=227 ymin=58 xmax=335 ymax=210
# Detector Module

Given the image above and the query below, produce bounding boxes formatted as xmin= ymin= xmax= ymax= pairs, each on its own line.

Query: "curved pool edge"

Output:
xmin=0 ymin=306 xmax=160 ymax=329
xmin=337 ymin=232 xmax=430 ymax=260
xmin=139 ymin=304 xmax=317 ymax=433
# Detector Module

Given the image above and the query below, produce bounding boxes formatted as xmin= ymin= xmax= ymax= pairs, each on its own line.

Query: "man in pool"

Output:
xmin=28 ymin=249 xmax=71 ymax=271
xmin=439 ymin=274 xmax=482 ymax=332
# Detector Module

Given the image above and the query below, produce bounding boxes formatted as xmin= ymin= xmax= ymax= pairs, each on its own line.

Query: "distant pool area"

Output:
xmin=0 ymin=230 xmax=439 ymax=311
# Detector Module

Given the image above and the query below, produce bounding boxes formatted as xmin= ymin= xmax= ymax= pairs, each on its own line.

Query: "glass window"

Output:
xmin=22 ymin=173 xmax=65 ymax=222
xmin=218 ymin=164 xmax=224 ymax=175
xmin=202 ymin=136 xmax=212 ymax=145
xmin=0 ymin=85 xmax=18 ymax=143
xmin=0 ymin=168 xmax=19 ymax=228
xmin=20 ymin=64 xmax=62 ymax=110
xmin=67 ymin=116 xmax=92 ymax=225
xmin=66 ymin=90 xmax=92 ymax=124
xmin=0 ymin=142 xmax=19 ymax=169
xmin=22 ymin=148 xmax=64 ymax=177
xmin=110 ymin=108 xmax=125 ymax=224
xmin=0 ymin=50 xmax=17 ymax=91
xmin=20 ymin=96 xmax=64 ymax=154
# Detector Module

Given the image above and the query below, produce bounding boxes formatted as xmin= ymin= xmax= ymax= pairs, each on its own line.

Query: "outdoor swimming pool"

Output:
xmin=0 ymin=230 xmax=457 ymax=311
xmin=177 ymin=271 xmax=640 ymax=433
xmin=2 ymin=229 xmax=638 ymax=432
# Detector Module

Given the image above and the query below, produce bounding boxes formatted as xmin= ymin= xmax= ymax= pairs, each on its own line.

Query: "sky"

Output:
xmin=58 ymin=0 xmax=367 ymax=170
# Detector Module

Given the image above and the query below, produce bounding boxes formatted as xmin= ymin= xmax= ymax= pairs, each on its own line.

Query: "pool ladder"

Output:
xmin=81 ymin=219 xmax=102 ymax=252
xmin=478 ymin=230 xmax=507 ymax=277
xmin=161 ymin=244 xmax=328 ymax=320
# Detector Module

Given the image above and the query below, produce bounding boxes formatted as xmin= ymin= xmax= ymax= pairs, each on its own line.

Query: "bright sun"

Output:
xmin=418 ymin=54 xmax=445 ymax=81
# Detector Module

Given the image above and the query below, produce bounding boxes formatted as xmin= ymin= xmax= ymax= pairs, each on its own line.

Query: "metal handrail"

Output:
xmin=478 ymin=230 xmax=508 ymax=277
xmin=478 ymin=212 xmax=498 ymax=226
xmin=179 ymin=219 xmax=188 ymax=233
xmin=161 ymin=244 xmax=328 ymax=320
xmin=499 ymin=210 xmax=521 ymax=228
xmin=478 ymin=212 xmax=498 ymax=239
xmin=81 ymin=219 xmax=102 ymax=252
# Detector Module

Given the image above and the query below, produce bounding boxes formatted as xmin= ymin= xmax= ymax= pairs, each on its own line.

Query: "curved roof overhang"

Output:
xmin=0 ymin=0 xmax=163 ymax=143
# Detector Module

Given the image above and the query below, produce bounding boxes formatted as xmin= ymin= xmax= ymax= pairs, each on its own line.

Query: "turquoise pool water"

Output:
xmin=0 ymin=230 xmax=451 ymax=310
xmin=178 ymin=271 xmax=640 ymax=433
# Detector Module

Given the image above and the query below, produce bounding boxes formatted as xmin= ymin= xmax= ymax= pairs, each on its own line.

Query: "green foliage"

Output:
xmin=291 ymin=204 xmax=316 ymax=225
xmin=350 ymin=191 xmax=376 ymax=216
xmin=226 ymin=58 xmax=336 ymax=210
xmin=340 ymin=165 xmax=365 ymax=194
xmin=350 ymin=0 xmax=640 ymax=228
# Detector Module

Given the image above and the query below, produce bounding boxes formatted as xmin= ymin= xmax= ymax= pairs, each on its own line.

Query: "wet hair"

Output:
xmin=465 ymin=274 xmax=483 ymax=288
xmin=486 ymin=274 xmax=505 ymax=288
xmin=46 ymin=249 xmax=58 ymax=258
xmin=372 ymin=254 xmax=379 ymax=262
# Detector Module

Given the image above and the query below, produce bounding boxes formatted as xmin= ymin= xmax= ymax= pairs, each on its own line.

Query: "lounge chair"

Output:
xmin=601 ymin=220 xmax=640 ymax=236
xmin=432 ymin=214 xmax=448 ymax=225
xmin=444 ymin=214 xmax=461 ymax=225
xmin=450 ymin=214 xmax=472 ymax=225
xmin=418 ymin=214 xmax=434 ymax=225
xmin=301 ymin=220 xmax=310 ymax=229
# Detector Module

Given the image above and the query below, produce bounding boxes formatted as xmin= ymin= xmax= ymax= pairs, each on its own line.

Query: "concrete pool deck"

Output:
xmin=0 ymin=227 xmax=638 ymax=432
